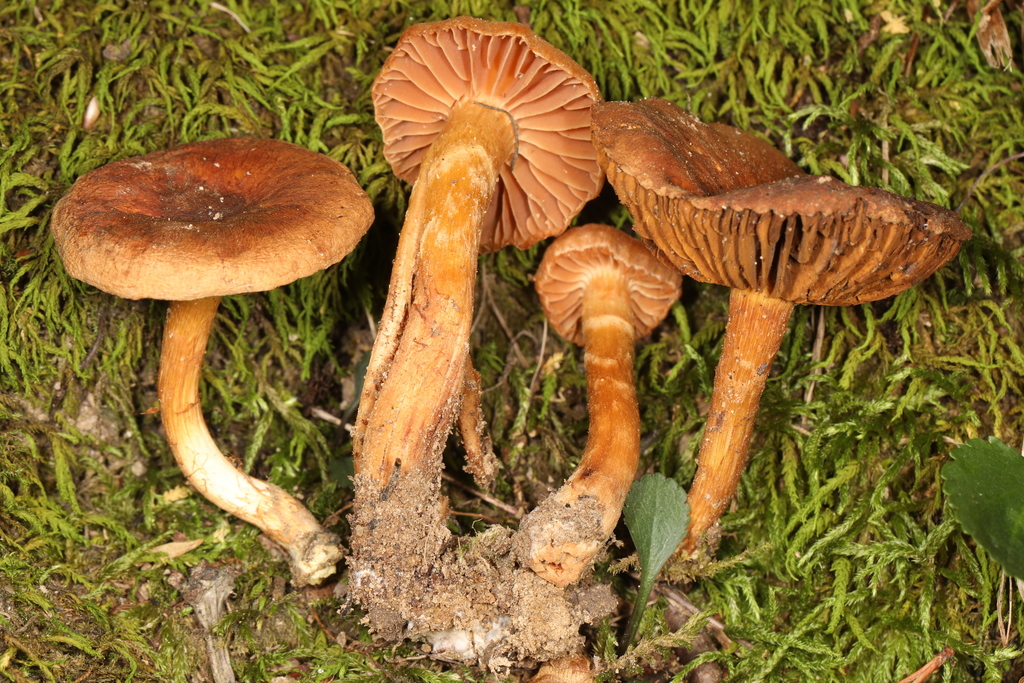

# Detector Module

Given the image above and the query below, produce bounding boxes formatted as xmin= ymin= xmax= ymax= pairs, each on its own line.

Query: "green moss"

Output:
xmin=2 ymin=0 xmax=1023 ymax=680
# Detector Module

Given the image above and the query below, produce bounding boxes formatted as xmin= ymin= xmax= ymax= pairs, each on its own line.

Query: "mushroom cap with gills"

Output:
xmin=591 ymin=97 xmax=805 ymax=200
xmin=50 ymin=137 xmax=374 ymax=301
xmin=372 ymin=16 xmax=604 ymax=252
xmin=535 ymin=223 xmax=682 ymax=345
xmin=619 ymin=174 xmax=973 ymax=306
xmin=591 ymin=99 xmax=972 ymax=306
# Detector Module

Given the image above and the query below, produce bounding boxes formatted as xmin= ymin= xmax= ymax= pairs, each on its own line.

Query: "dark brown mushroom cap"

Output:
xmin=535 ymin=224 xmax=682 ymax=345
xmin=372 ymin=16 xmax=603 ymax=253
xmin=592 ymin=98 xmax=804 ymax=199
xmin=632 ymin=174 xmax=973 ymax=306
xmin=50 ymin=138 xmax=374 ymax=301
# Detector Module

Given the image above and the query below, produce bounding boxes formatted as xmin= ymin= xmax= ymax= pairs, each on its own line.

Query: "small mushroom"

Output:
xmin=514 ymin=224 xmax=681 ymax=587
xmin=593 ymin=99 xmax=973 ymax=554
xmin=50 ymin=137 xmax=374 ymax=585
xmin=352 ymin=17 xmax=602 ymax=532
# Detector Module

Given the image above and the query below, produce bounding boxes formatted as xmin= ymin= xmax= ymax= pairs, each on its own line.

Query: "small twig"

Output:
xmin=790 ymin=423 xmax=813 ymax=437
xmin=527 ymin=317 xmax=548 ymax=395
xmin=896 ymin=646 xmax=954 ymax=683
xmin=450 ymin=510 xmax=501 ymax=524
xmin=310 ymin=406 xmax=342 ymax=426
xmin=652 ymin=582 xmax=753 ymax=651
xmin=309 ymin=604 xmax=336 ymax=642
xmin=956 ymin=151 xmax=1024 ymax=213
xmin=802 ymin=306 xmax=827 ymax=406
xmin=380 ymin=459 xmax=401 ymax=501
xmin=71 ymin=667 xmax=96 ymax=683
xmin=363 ymin=655 xmax=401 ymax=683
xmin=997 ymin=571 xmax=1014 ymax=646
xmin=482 ymin=266 xmax=529 ymax=367
xmin=880 ymin=138 xmax=890 ymax=187
xmin=364 ymin=303 xmax=377 ymax=339
xmin=483 ymin=328 xmax=536 ymax=394
xmin=322 ymin=502 xmax=353 ymax=528
xmin=942 ymin=0 xmax=959 ymax=23
xmin=80 ymin=309 xmax=107 ymax=372
xmin=210 ymin=2 xmax=251 ymax=33
xmin=902 ymin=32 xmax=921 ymax=78
xmin=441 ymin=471 xmax=522 ymax=518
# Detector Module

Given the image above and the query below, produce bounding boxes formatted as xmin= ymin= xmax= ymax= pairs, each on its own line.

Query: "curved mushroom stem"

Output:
xmin=517 ymin=270 xmax=640 ymax=587
xmin=159 ymin=296 xmax=343 ymax=586
xmin=353 ymin=100 xmax=516 ymax=493
xmin=681 ymin=287 xmax=795 ymax=553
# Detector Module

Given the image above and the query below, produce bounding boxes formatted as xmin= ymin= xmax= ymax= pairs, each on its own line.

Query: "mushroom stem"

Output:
xmin=354 ymin=99 xmax=516 ymax=491
xmin=459 ymin=354 xmax=497 ymax=490
xmin=158 ymin=296 xmax=342 ymax=586
xmin=518 ymin=270 xmax=640 ymax=587
xmin=682 ymin=287 xmax=794 ymax=552
xmin=564 ymin=271 xmax=640 ymax=532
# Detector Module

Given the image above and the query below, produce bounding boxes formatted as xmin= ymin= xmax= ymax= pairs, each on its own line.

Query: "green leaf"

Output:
xmin=624 ymin=473 xmax=690 ymax=574
xmin=942 ymin=437 xmax=1024 ymax=580
xmin=621 ymin=473 xmax=689 ymax=650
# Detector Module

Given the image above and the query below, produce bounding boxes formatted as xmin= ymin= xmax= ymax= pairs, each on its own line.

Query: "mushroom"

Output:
xmin=590 ymin=98 xmax=805 ymax=200
xmin=351 ymin=17 xmax=602 ymax=540
xmin=50 ymin=137 xmax=374 ymax=585
xmin=514 ymin=224 xmax=681 ymax=587
xmin=592 ymin=99 xmax=973 ymax=554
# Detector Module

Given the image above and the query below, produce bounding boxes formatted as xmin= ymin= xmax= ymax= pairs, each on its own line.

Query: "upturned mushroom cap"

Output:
xmin=50 ymin=138 xmax=374 ymax=301
xmin=591 ymin=98 xmax=804 ymax=199
xmin=591 ymin=100 xmax=972 ymax=306
xmin=372 ymin=16 xmax=603 ymax=252
xmin=621 ymin=174 xmax=973 ymax=306
xmin=534 ymin=224 xmax=682 ymax=345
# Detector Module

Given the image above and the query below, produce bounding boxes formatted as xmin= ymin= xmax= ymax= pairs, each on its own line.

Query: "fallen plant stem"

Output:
xmin=634 ymin=575 xmax=752 ymax=651
xmin=441 ymin=471 xmax=523 ymax=518
xmin=209 ymin=1 xmax=251 ymax=32
xmin=322 ymin=502 xmax=353 ymax=528
xmin=527 ymin=317 xmax=548 ymax=395
xmin=482 ymin=328 xmax=537 ymax=395
xmin=896 ymin=646 xmax=954 ymax=683
xmin=70 ymin=668 xmax=96 ymax=683
xmin=956 ymin=151 xmax=1024 ymax=213
xmin=309 ymin=604 xmax=337 ymax=642
xmin=997 ymin=571 xmax=1012 ymax=646
xmin=483 ymin=263 xmax=529 ymax=368
xmin=450 ymin=510 xmax=501 ymax=523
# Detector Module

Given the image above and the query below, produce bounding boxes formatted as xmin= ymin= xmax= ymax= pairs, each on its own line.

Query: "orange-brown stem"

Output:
xmin=353 ymin=100 xmax=516 ymax=492
xmin=159 ymin=297 xmax=342 ymax=586
xmin=682 ymin=288 xmax=795 ymax=553
xmin=565 ymin=271 xmax=640 ymax=531
xmin=519 ymin=270 xmax=639 ymax=586
xmin=459 ymin=354 xmax=497 ymax=490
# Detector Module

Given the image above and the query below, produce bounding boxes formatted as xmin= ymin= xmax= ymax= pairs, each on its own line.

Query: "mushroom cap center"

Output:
xmin=130 ymin=182 xmax=251 ymax=225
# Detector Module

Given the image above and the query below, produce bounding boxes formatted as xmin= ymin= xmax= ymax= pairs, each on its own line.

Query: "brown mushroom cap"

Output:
xmin=50 ymin=138 xmax=374 ymax=301
xmin=372 ymin=16 xmax=603 ymax=253
xmin=535 ymin=224 xmax=682 ymax=345
xmin=627 ymin=174 xmax=973 ymax=306
xmin=591 ymin=98 xmax=804 ymax=199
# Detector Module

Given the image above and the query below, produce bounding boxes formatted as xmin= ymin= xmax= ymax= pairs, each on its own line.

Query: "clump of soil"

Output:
xmin=347 ymin=469 xmax=616 ymax=670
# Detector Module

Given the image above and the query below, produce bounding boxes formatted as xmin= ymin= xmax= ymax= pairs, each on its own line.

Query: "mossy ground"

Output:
xmin=2 ymin=0 xmax=1023 ymax=681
